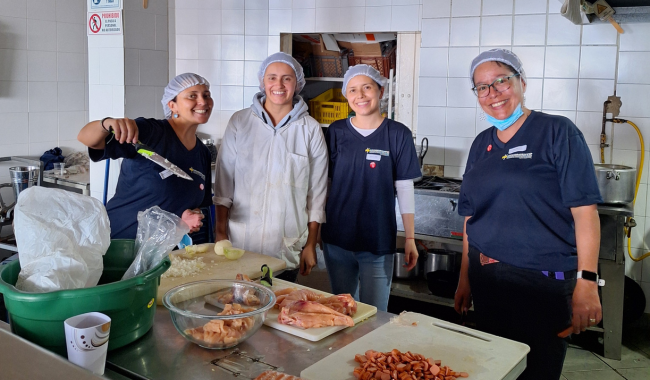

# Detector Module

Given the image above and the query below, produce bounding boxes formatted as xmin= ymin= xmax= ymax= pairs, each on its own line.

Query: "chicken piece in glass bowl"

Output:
xmin=163 ymin=279 xmax=276 ymax=349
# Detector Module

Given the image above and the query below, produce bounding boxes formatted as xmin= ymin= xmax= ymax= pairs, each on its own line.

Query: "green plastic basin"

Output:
xmin=0 ymin=239 xmax=170 ymax=356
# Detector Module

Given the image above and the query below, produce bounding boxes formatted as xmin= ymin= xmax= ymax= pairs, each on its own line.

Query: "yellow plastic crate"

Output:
xmin=308 ymin=88 xmax=351 ymax=125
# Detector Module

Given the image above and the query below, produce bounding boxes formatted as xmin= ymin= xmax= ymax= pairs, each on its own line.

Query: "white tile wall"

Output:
xmin=482 ymin=0 xmax=513 ymax=16
xmin=544 ymin=46 xmax=580 ymax=78
xmin=419 ymin=47 xmax=447 ymax=77
xmin=451 ymin=0 xmax=481 ymax=17
xmin=513 ymin=14 xmax=546 ymax=45
xmin=448 ymin=47 xmax=478 ymax=78
xmin=480 ymin=16 xmax=512 ymax=47
xmin=450 ymin=17 xmax=480 ymax=47
xmin=514 ymin=0 xmax=547 ymax=14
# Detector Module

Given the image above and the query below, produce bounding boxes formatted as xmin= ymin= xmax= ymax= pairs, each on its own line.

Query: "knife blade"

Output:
xmin=433 ymin=322 xmax=492 ymax=342
xmin=134 ymin=142 xmax=193 ymax=181
xmin=110 ymin=129 xmax=194 ymax=180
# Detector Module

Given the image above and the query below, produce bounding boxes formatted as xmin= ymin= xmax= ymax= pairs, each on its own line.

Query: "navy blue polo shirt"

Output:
xmin=322 ymin=118 xmax=421 ymax=255
xmin=89 ymin=118 xmax=213 ymax=239
xmin=458 ymin=111 xmax=602 ymax=271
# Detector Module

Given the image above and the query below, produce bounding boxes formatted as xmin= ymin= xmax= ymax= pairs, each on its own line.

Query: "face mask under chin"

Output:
xmin=486 ymin=103 xmax=524 ymax=131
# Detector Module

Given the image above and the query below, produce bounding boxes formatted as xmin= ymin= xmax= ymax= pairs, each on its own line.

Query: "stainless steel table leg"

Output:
xmin=600 ymin=259 xmax=624 ymax=360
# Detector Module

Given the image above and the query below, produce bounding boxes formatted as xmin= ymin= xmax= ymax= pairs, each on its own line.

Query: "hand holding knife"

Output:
xmin=104 ymin=117 xmax=193 ymax=181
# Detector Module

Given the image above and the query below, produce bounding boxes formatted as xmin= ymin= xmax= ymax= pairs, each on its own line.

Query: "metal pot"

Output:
xmin=414 ymin=137 xmax=428 ymax=182
xmin=424 ymin=249 xmax=456 ymax=274
xmin=394 ymin=249 xmax=420 ymax=279
xmin=424 ymin=249 xmax=458 ymax=298
xmin=594 ymin=164 xmax=636 ymax=204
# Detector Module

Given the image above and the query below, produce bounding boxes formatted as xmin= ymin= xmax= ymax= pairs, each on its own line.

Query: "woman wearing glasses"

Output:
xmin=454 ymin=49 xmax=603 ymax=380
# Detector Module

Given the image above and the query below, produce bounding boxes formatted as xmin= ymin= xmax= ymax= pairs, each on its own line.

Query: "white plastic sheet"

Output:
xmin=14 ymin=187 xmax=111 ymax=293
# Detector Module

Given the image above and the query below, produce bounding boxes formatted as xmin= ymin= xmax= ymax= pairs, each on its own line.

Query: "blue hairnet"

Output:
xmin=342 ymin=64 xmax=387 ymax=98
xmin=258 ymin=52 xmax=306 ymax=94
xmin=469 ymin=49 xmax=527 ymax=87
xmin=161 ymin=73 xmax=210 ymax=118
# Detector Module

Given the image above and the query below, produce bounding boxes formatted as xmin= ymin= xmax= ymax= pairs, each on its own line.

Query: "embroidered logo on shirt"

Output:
xmin=502 ymin=153 xmax=533 ymax=160
xmin=189 ymin=168 xmax=206 ymax=181
xmin=365 ymin=148 xmax=390 ymax=156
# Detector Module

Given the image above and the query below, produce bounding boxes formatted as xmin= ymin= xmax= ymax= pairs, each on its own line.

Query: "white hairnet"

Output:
xmin=342 ymin=64 xmax=387 ymax=98
xmin=469 ymin=49 xmax=526 ymax=87
xmin=258 ymin=52 xmax=306 ymax=94
xmin=161 ymin=73 xmax=210 ymax=118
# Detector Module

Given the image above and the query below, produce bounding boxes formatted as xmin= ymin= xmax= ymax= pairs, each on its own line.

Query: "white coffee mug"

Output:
xmin=64 ymin=312 xmax=111 ymax=375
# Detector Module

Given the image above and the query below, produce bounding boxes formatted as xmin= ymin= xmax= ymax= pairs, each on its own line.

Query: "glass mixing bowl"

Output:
xmin=163 ymin=279 xmax=276 ymax=349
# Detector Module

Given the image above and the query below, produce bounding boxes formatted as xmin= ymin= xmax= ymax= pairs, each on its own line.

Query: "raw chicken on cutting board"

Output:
xmin=264 ymin=279 xmax=377 ymax=342
xmin=278 ymin=300 xmax=354 ymax=329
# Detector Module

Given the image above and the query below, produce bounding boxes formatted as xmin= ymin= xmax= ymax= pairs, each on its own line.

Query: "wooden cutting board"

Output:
xmin=300 ymin=312 xmax=530 ymax=380
xmin=156 ymin=243 xmax=286 ymax=305
xmin=264 ymin=279 xmax=378 ymax=342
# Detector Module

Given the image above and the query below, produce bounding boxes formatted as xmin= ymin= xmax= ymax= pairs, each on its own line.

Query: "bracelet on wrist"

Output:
xmin=405 ymin=237 xmax=415 ymax=240
xmin=100 ymin=117 xmax=113 ymax=133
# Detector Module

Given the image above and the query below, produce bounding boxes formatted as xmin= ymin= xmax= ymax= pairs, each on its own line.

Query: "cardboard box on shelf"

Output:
xmin=338 ymin=41 xmax=383 ymax=57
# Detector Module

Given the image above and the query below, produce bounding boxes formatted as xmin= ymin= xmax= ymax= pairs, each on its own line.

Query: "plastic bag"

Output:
xmin=14 ymin=187 xmax=111 ymax=293
xmin=121 ymin=206 xmax=189 ymax=280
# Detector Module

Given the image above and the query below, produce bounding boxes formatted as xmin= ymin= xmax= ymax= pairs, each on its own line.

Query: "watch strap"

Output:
xmin=577 ymin=270 xmax=605 ymax=286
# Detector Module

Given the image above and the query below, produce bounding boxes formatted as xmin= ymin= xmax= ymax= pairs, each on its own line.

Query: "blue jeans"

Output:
xmin=322 ymin=243 xmax=394 ymax=312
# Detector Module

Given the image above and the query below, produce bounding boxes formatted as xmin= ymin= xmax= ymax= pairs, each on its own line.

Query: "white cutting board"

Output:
xmin=300 ymin=312 xmax=529 ymax=380
xmin=264 ymin=279 xmax=378 ymax=342
xmin=156 ymin=243 xmax=286 ymax=305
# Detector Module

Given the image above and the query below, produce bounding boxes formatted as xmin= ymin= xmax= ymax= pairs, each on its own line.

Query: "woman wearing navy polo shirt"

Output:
xmin=454 ymin=49 xmax=603 ymax=380
xmin=78 ymin=73 xmax=212 ymax=240
xmin=321 ymin=65 xmax=421 ymax=312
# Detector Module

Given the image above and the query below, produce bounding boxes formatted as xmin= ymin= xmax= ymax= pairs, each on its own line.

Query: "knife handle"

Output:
xmin=133 ymin=142 xmax=155 ymax=157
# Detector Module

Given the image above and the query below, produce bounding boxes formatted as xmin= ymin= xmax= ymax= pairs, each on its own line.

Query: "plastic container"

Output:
xmin=308 ymin=54 xmax=349 ymax=78
xmin=0 ymin=239 xmax=170 ymax=356
xmin=163 ymin=280 xmax=276 ymax=349
xmin=348 ymin=46 xmax=397 ymax=78
xmin=308 ymin=88 xmax=351 ymax=124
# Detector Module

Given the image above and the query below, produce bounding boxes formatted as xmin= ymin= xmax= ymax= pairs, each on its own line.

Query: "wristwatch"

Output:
xmin=577 ymin=270 xmax=605 ymax=286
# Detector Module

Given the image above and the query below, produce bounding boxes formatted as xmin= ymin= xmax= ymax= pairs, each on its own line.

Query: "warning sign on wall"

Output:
xmin=87 ymin=11 xmax=122 ymax=35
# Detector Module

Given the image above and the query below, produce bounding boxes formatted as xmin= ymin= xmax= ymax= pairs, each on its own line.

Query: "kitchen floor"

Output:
xmin=298 ymin=268 xmax=650 ymax=380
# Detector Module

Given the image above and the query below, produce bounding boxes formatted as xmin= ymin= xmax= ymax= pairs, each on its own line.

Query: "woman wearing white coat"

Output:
xmin=213 ymin=52 xmax=328 ymax=281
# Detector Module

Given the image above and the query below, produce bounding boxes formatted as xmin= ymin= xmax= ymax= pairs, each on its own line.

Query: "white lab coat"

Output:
xmin=214 ymin=94 xmax=328 ymax=269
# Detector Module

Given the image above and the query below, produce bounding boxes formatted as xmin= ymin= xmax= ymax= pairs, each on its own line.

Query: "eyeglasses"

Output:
xmin=472 ymin=74 xmax=520 ymax=98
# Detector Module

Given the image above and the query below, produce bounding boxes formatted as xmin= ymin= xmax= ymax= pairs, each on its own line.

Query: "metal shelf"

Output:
xmin=396 ymin=231 xmax=463 ymax=246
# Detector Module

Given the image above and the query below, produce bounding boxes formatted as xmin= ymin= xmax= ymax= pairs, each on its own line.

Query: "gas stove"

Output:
xmin=397 ymin=176 xmax=465 ymax=240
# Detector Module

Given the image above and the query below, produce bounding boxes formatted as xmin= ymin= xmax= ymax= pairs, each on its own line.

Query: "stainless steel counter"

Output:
xmin=42 ymin=169 xmax=91 ymax=195
xmin=106 ymin=308 xmax=393 ymax=380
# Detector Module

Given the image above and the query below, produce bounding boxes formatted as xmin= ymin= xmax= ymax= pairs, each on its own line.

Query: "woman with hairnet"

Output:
xmin=78 ymin=73 xmax=213 ymax=239
xmin=321 ymin=65 xmax=421 ymax=311
xmin=455 ymin=49 xmax=602 ymax=379
xmin=213 ymin=52 xmax=328 ymax=282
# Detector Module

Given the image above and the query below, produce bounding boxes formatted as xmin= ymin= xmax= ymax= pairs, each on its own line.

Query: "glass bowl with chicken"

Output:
xmin=163 ymin=279 xmax=276 ymax=349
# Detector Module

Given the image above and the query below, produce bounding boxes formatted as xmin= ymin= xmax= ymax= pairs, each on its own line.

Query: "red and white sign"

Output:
xmin=87 ymin=11 xmax=122 ymax=35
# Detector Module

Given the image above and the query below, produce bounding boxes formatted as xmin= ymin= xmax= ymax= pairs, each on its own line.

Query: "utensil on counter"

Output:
xmin=260 ymin=264 xmax=273 ymax=287
xmin=594 ymin=164 xmax=635 ymax=204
